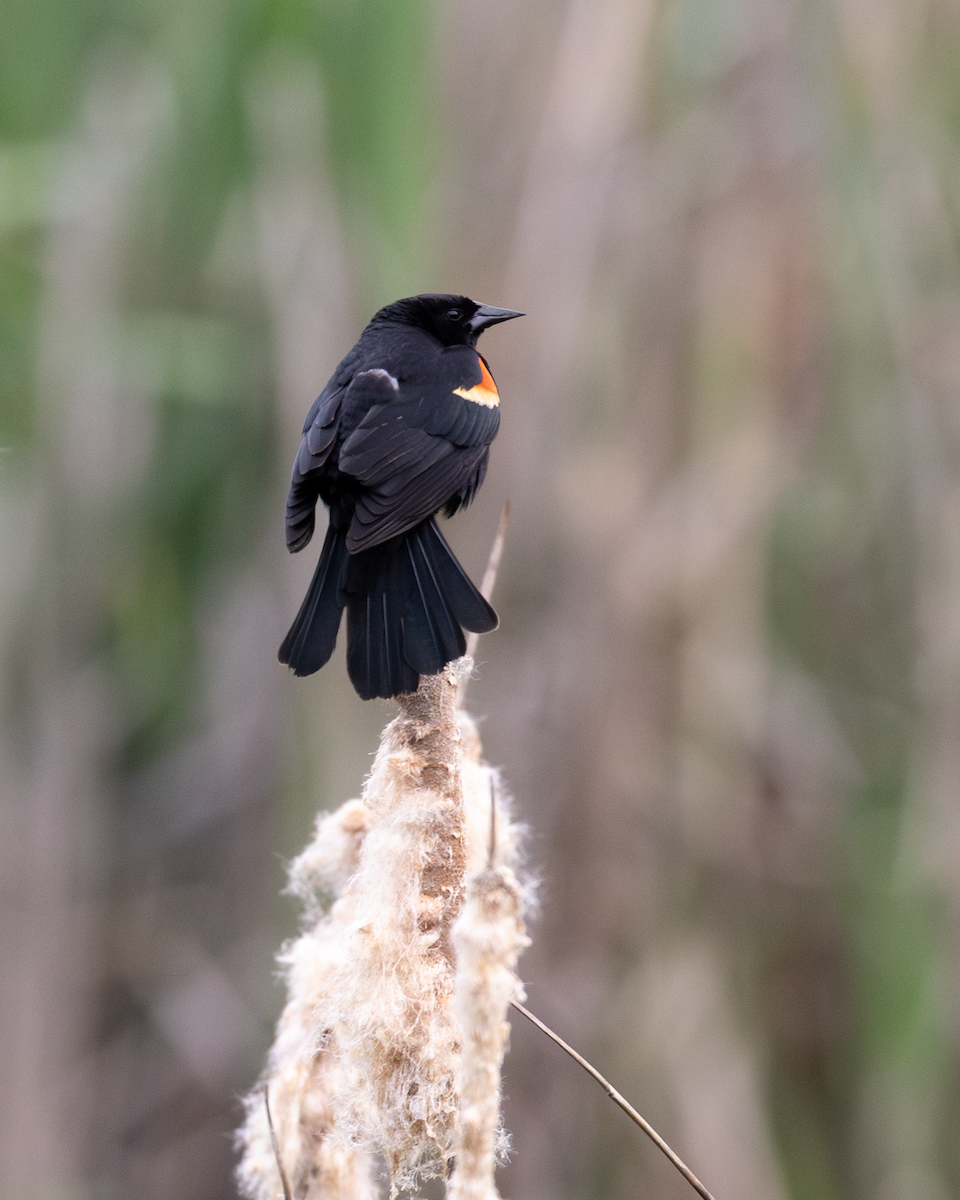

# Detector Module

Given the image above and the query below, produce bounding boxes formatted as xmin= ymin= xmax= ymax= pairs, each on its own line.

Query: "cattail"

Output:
xmin=236 ymin=659 xmax=528 ymax=1200
xmin=446 ymin=862 xmax=529 ymax=1200
xmin=236 ymin=799 xmax=377 ymax=1200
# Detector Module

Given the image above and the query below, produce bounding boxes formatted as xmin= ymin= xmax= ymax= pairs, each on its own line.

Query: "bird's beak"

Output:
xmin=469 ymin=304 xmax=525 ymax=333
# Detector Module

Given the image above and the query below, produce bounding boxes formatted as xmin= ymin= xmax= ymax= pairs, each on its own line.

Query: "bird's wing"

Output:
xmin=285 ymin=382 xmax=341 ymax=552
xmin=338 ymin=349 xmax=500 ymax=552
xmin=284 ymin=366 xmax=398 ymax=551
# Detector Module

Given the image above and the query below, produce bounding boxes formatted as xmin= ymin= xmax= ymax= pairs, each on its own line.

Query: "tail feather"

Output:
xmin=346 ymin=548 xmax=419 ymax=700
xmin=278 ymin=524 xmax=348 ymax=676
xmin=401 ymin=530 xmax=468 ymax=677
xmin=290 ymin=516 xmax=499 ymax=700
xmin=411 ymin=520 xmax=499 ymax=635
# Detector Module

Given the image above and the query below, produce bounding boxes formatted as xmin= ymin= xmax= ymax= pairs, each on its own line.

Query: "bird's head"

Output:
xmin=373 ymin=294 xmax=524 ymax=347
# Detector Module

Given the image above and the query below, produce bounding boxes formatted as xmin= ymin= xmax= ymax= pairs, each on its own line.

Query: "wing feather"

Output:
xmin=347 ymin=448 xmax=488 ymax=551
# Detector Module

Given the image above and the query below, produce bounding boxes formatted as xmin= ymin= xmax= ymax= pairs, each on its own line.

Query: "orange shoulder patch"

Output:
xmin=453 ymin=357 xmax=500 ymax=408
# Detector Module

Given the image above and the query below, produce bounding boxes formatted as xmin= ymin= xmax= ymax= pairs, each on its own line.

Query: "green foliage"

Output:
xmin=0 ymin=0 xmax=436 ymax=767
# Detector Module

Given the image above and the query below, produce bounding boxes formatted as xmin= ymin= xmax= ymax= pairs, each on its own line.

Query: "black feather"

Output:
xmin=411 ymin=520 xmax=498 ymax=634
xmin=344 ymin=539 xmax=419 ymax=699
xmin=401 ymin=528 xmax=468 ymax=676
xmin=278 ymin=523 xmax=349 ymax=675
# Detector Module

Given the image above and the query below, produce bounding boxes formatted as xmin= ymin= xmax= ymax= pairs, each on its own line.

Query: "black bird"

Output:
xmin=279 ymin=293 xmax=523 ymax=700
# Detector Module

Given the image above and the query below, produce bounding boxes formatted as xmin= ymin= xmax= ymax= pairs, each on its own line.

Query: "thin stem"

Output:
xmin=463 ymin=499 xmax=511 ymax=663
xmin=487 ymin=776 xmax=498 ymax=867
xmin=263 ymin=1085 xmax=292 ymax=1200
xmin=510 ymin=1000 xmax=716 ymax=1200
xmin=479 ymin=499 xmax=510 ymax=601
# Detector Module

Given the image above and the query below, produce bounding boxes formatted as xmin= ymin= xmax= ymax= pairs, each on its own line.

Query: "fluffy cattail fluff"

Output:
xmin=236 ymin=799 xmax=378 ymax=1200
xmin=236 ymin=659 xmax=528 ymax=1200
xmin=447 ymin=864 xmax=529 ymax=1200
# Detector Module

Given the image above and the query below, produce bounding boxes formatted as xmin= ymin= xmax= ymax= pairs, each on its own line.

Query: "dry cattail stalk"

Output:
xmin=236 ymin=659 xmax=528 ymax=1200
xmin=236 ymin=798 xmax=378 ymax=1200
xmin=446 ymin=855 xmax=529 ymax=1200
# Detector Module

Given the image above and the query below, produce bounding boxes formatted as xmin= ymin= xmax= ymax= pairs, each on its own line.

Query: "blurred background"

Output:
xmin=3 ymin=0 xmax=960 ymax=1198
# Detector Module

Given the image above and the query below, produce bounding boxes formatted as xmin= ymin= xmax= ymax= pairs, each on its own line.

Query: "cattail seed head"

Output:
xmin=236 ymin=660 xmax=529 ymax=1200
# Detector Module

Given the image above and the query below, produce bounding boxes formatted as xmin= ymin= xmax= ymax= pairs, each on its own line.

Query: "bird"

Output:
xmin=279 ymin=293 xmax=523 ymax=700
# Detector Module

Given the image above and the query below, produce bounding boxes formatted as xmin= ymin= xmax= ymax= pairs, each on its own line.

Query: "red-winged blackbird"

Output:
xmin=279 ymin=293 xmax=523 ymax=700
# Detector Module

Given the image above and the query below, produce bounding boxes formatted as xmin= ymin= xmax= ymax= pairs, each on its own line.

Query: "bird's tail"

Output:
xmin=345 ymin=518 xmax=498 ymax=701
xmin=278 ymin=522 xmax=350 ymax=676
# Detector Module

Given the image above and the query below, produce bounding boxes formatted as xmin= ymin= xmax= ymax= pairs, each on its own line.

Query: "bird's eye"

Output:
xmin=446 ymin=307 xmax=462 ymax=320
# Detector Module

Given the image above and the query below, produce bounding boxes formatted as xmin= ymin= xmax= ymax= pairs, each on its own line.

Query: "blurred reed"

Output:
xmin=3 ymin=0 xmax=960 ymax=1198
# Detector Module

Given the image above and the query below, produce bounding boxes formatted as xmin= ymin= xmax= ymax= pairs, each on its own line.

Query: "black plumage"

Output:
xmin=279 ymin=293 xmax=522 ymax=700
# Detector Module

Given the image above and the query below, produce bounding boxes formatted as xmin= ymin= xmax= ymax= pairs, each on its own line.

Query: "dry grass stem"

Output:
xmin=263 ymin=1088 xmax=292 ymax=1200
xmin=462 ymin=500 xmax=511 ymax=677
xmin=510 ymin=1001 xmax=716 ymax=1200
